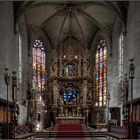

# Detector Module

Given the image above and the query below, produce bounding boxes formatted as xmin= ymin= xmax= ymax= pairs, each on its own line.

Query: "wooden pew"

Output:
xmin=12 ymin=125 xmax=34 ymax=139
xmin=108 ymin=125 xmax=128 ymax=139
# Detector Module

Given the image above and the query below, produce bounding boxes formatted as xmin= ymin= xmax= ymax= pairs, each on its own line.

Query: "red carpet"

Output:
xmin=58 ymin=124 xmax=83 ymax=131
xmin=53 ymin=124 xmax=90 ymax=140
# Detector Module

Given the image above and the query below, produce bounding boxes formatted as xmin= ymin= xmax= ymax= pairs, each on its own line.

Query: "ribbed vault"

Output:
xmin=14 ymin=1 xmax=128 ymax=49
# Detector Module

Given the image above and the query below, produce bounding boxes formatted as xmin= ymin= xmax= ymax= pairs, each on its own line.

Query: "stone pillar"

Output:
xmin=34 ymin=92 xmax=43 ymax=131
xmin=82 ymin=79 xmax=89 ymax=124
xmin=53 ymin=80 xmax=59 ymax=105
xmin=82 ymin=80 xmax=87 ymax=105
xmin=52 ymin=106 xmax=58 ymax=125
xmin=59 ymin=58 xmax=62 ymax=76
xmin=82 ymin=106 xmax=88 ymax=125
xmin=59 ymin=47 xmax=63 ymax=77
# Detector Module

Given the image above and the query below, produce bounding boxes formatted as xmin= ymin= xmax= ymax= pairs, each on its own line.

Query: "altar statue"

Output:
xmin=63 ymin=63 xmax=77 ymax=77
xmin=83 ymin=49 xmax=90 ymax=76
xmin=72 ymin=108 xmax=76 ymax=116
xmin=65 ymin=108 xmax=68 ymax=116
xmin=59 ymin=106 xmax=64 ymax=116
xmin=58 ymin=95 xmax=64 ymax=105
xmin=77 ymin=106 xmax=81 ymax=116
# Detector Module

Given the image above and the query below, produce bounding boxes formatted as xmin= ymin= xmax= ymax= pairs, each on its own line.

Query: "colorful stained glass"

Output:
xmin=32 ymin=40 xmax=46 ymax=90
xmin=95 ymin=40 xmax=107 ymax=107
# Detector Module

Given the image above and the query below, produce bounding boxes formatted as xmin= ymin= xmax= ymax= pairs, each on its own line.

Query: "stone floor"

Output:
xmin=35 ymin=137 xmax=108 ymax=140
xmin=34 ymin=127 xmax=110 ymax=140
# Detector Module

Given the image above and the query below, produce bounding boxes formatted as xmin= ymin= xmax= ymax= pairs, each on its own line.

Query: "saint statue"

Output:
xmin=58 ymin=95 xmax=64 ymax=105
xmin=51 ymin=59 xmax=58 ymax=76
xmin=51 ymin=49 xmax=58 ymax=76
xmin=83 ymin=49 xmax=90 ymax=76
xmin=83 ymin=61 xmax=90 ymax=74
xmin=63 ymin=63 xmax=77 ymax=77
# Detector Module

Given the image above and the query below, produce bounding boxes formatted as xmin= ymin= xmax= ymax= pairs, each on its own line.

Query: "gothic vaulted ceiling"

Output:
xmin=14 ymin=1 xmax=128 ymax=49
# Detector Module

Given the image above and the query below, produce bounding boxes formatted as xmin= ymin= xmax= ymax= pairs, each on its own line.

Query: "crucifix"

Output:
xmin=63 ymin=31 xmax=77 ymax=46
xmin=63 ymin=32 xmax=72 ymax=43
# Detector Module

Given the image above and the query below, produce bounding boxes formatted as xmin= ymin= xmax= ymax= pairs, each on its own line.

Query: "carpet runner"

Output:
xmin=51 ymin=124 xmax=91 ymax=139
xmin=58 ymin=124 xmax=83 ymax=131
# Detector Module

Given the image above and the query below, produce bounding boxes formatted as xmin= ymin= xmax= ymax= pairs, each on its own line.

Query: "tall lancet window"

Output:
xmin=32 ymin=40 xmax=46 ymax=90
xmin=18 ymin=34 xmax=22 ymax=84
xmin=95 ymin=40 xmax=107 ymax=107
xmin=119 ymin=33 xmax=124 ymax=81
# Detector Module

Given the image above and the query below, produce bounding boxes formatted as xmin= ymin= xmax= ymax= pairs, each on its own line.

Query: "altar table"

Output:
xmin=56 ymin=116 xmax=85 ymax=124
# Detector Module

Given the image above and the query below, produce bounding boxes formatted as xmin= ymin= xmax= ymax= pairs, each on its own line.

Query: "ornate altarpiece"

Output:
xmin=48 ymin=40 xmax=94 ymax=123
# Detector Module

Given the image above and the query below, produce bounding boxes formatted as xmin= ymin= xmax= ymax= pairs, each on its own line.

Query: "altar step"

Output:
xmin=34 ymin=131 xmax=107 ymax=138
xmin=34 ymin=131 xmax=91 ymax=138
xmin=50 ymin=131 xmax=91 ymax=137
xmin=35 ymin=132 xmax=49 ymax=138
xmin=91 ymin=131 xmax=108 ymax=137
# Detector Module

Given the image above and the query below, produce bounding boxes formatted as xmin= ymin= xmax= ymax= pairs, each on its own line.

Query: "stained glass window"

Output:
xmin=32 ymin=40 xmax=46 ymax=90
xmin=95 ymin=40 xmax=107 ymax=107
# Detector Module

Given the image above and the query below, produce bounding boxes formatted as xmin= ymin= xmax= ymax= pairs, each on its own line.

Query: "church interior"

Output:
xmin=0 ymin=1 xmax=140 ymax=139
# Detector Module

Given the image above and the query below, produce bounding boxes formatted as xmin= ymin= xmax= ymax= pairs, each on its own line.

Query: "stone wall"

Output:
xmin=109 ymin=17 xmax=122 ymax=107
xmin=0 ymin=2 xmax=29 ymax=124
xmin=125 ymin=2 xmax=140 ymax=100
xmin=0 ymin=2 xmax=18 ymax=101
xmin=18 ymin=15 xmax=29 ymax=105
xmin=108 ymin=16 xmax=124 ymax=124
xmin=107 ymin=2 xmax=140 ymax=124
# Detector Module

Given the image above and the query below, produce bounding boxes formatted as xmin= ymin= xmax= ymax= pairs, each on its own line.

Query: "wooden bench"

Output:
xmin=108 ymin=125 xmax=128 ymax=139
xmin=12 ymin=125 xmax=34 ymax=139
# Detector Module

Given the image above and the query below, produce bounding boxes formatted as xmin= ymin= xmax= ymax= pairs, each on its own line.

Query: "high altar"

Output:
xmin=48 ymin=39 xmax=94 ymax=124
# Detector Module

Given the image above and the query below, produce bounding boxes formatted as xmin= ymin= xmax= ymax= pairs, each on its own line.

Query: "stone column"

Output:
xmin=59 ymin=58 xmax=62 ymax=76
xmin=82 ymin=79 xmax=88 ymax=124
xmin=52 ymin=74 xmax=59 ymax=125
xmin=82 ymin=106 xmax=88 ymax=125
xmin=59 ymin=47 xmax=63 ymax=77
xmin=52 ymin=107 xmax=58 ymax=125
xmin=53 ymin=80 xmax=59 ymax=105
xmin=82 ymin=80 xmax=87 ymax=105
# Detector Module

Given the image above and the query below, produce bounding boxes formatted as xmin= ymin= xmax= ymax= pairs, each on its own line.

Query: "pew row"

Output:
xmin=11 ymin=125 xmax=34 ymax=139
xmin=108 ymin=125 xmax=128 ymax=139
